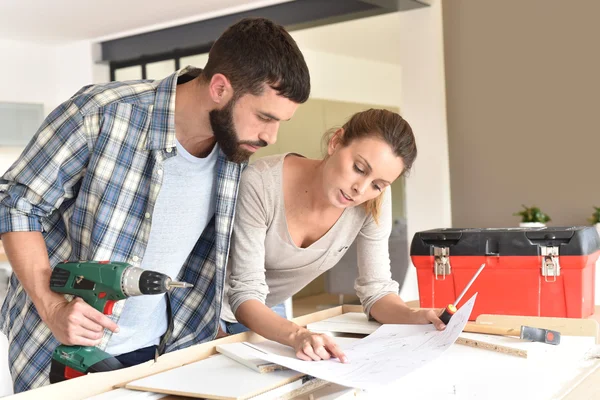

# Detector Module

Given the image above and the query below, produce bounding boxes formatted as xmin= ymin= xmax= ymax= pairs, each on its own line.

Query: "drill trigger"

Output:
xmin=103 ymin=300 xmax=117 ymax=315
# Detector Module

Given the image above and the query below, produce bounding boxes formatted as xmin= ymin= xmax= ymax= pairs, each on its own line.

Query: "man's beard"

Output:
xmin=209 ymin=98 xmax=267 ymax=164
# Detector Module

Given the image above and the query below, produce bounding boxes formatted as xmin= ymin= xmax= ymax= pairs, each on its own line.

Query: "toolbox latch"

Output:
xmin=434 ymin=246 xmax=451 ymax=280
xmin=541 ymin=246 xmax=560 ymax=282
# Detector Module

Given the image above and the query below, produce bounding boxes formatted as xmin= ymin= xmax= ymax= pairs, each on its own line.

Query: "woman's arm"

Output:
xmin=235 ymin=299 xmax=347 ymax=362
xmin=355 ymin=190 xmax=445 ymax=329
xmin=228 ymin=162 xmax=347 ymax=362
xmin=369 ymin=293 xmax=445 ymax=330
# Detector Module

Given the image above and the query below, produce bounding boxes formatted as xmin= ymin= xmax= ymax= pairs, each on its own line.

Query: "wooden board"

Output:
xmin=456 ymin=333 xmax=595 ymax=360
xmin=456 ymin=334 xmax=528 ymax=358
xmin=8 ymin=304 xmax=600 ymax=400
xmin=125 ymin=354 xmax=304 ymax=400
xmin=215 ymin=342 xmax=285 ymax=373
xmin=251 ymin=376 xmax=329 ymax=400
xmin=306 ymin=312 xmax=381 ymax=335
xmin=85 ymin=388 xmax=167 ymax=400
xmin=476 ymin=314 xmax=599 ymax=343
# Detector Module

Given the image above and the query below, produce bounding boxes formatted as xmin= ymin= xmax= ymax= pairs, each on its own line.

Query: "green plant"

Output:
xmin=513 ymin=204 xmax=551 ymax=223
xmin=589 ymin=206 xmax=600 ymax=224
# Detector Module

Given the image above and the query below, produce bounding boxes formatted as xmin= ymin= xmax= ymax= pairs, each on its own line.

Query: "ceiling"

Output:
xmin=0 ymin=0 xmax=291 ymax=43
xmin=0 ymin=0 xmax=406 ymax=65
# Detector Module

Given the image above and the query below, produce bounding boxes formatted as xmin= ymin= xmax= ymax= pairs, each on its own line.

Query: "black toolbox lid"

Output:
xmin=410 ymin=226 xmax=600 ymax=256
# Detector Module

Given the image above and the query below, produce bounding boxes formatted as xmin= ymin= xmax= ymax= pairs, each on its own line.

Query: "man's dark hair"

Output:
xmin=202 ymin=17 xmax=310 ymax=103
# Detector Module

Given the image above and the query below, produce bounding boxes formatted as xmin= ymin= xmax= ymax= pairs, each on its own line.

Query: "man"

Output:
xmin=0 ymin=17 xmax=310 ymax=392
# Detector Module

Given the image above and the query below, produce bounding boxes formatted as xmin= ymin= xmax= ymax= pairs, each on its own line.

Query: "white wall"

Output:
xmin=301 ymin=49 xmax=402 ymax=107
xmin=295 ymin=2 xmax=450 ymax=302
xmin=0 ymin=39 xmax=58 ymax=115
xmin=52 ymin=41 xmax=109 ymax=108
xmin=396 ymin=1 xmax=451 ymax=302
xmin=0 ymin=39 xmax=103 ymax=173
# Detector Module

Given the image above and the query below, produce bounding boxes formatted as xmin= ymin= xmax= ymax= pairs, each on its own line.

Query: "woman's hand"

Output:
xmin=412 ymin=308 xmax=446 ymax=331
xmin=291 ymin=329 xmax=348 ymax=363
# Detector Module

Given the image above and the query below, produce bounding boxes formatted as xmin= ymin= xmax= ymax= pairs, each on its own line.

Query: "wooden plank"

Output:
xmin=464 ymin=322 xmax=522 ymax=337
xmin=8 ymin=305 xmax=600 ymax=400
xmin=254 ymin=377 xmax=329 ymax=400
xmin=475 ymin=314 xmax=599 ymax=342
xmin=126 ymin=354 xmax=304 ymax=399
xmin=456 ymin=333 xmax=595 ymax=360
xmin=456 ymin=335 xmax=527 ymax=358
xmin=293 ymin=306 xmax=344 ymax=328
xmin=85 ymin=388 xmax=167 ymax=399
xmin=306 ymin=312 xmax=381 ymax=335
xmin=341 ymin=304 xmax=363 ymax=313
xmin=5 ymin=307 xmax=344 ymax=400
xmin=215 ymin=342 xmax=284 ymax=373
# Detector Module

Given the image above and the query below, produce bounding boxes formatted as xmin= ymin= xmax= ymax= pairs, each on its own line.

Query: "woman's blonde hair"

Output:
xmin=322 ymin=109 xmax=417 ymax=223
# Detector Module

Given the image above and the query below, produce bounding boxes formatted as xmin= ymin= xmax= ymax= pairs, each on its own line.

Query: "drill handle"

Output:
xmin=50 ymin=265 xmax=121 ymax=315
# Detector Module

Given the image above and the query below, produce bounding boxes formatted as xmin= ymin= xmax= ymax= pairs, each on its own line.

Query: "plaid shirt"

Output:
xmin=0 ymin=67 xmax=245 ymax=393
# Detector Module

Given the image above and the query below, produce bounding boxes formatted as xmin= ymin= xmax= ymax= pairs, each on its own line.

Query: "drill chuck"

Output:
xmin=138 ymin=270 xmax=175 ymax=295
xmin=121 ymin=266 xmax=192 ymax=296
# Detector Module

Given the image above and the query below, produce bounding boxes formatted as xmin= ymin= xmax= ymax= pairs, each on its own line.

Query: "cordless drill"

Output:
xmin=48 ymin=260 xmax=192 ymax=383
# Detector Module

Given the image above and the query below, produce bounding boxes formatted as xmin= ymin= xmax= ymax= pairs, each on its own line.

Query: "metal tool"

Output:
xmin=439 ymin=263 xmax=486 ymax=324
xmin=463 ymin=322 xmax=561 ymax=345
xmin=520 ymin=326 xmax=560 ymax=345
xmin=49 ymin=260 xmax=193 ymax=383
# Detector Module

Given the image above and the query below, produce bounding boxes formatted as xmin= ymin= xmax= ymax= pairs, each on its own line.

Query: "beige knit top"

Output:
xmin=221 ymin=154 xmax=399 ymax=322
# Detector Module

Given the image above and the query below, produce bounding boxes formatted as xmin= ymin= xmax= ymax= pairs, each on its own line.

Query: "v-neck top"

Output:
xmin=221 ymin=153 xmax=400 ymax=322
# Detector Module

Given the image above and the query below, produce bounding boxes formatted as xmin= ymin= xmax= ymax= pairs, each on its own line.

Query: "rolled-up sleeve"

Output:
xmin=227 ymin=165 xmax=271 ymax=316
xmin=354 ymin=189 xmax=400 ymax=317
xmin=0 ymin=100 xmax=88 ymax=236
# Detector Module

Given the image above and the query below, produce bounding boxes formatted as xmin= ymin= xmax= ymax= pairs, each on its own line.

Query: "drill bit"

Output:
xmin=167 ymin=280 xmax=194 ymax=289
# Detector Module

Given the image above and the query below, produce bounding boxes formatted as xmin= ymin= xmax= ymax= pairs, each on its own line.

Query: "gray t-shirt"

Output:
xmin=106 ymin=140 xmax=219 ymax=356
xmin=221 ymin=153 xmax=399 ymax=322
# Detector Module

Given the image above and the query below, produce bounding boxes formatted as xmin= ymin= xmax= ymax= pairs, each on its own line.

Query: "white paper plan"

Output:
xmin=246 ymin=293 xmax=477 ymax=391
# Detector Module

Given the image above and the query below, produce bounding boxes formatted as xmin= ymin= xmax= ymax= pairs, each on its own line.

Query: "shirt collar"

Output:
xmin=146 ymin=66 xmax=202 ymax=151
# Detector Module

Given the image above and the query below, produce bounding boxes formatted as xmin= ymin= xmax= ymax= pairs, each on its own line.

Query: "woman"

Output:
xmin=220 ymin=109 xmax=444 ymax=363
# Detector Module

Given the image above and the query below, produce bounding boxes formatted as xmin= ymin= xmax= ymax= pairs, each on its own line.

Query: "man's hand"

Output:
xmin=291 ymin=329 xmax=348 ymax=363
xmin=40 ymin=294 xmax=120 ymax=346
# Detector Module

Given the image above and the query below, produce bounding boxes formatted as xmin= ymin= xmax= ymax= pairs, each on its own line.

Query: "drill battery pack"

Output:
xmin=410 ymin=226 xmax=600 ymax=320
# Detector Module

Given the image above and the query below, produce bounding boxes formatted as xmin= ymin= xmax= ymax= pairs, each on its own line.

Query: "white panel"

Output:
xmin=180 ymin=53 xmax=209 ymax=69
xmin=0 ymin=102 xmax=44 ymax=146
xmin=146 ymin=60 xmax=176 ymax=80
xmin=114 ymin=65 xmax=142 ymax=81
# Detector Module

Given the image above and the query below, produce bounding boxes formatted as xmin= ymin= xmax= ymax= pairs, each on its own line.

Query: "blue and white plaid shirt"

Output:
xmin=0 ymin=67 xmax=245 ymax=392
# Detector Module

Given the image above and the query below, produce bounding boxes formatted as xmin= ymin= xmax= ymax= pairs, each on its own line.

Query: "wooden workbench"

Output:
xmin=5 ymin=305 xmax=600 ymax=400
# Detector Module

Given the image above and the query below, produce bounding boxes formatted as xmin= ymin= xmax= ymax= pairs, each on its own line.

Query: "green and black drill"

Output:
xmin=48 ymin=260 xmax=193 ymax=383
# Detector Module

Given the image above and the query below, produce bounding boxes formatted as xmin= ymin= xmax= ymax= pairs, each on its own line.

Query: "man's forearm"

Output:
xmin=1 ymin=231 xmax=62 ymax=320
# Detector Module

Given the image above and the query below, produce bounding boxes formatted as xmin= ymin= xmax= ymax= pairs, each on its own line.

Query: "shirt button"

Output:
xmin=145 ymin=212 xmax=151 ymax=219
xmin=157 ymin=169 xmax=163 ymax=176
xmin=131 ymin=256 xmax=139 ymax=262
xmin=166 ymin=147 xmax=173 ymax=153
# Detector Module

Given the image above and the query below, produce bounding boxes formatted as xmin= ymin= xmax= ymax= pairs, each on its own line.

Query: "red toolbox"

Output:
xmin=410 ymin=226 xmax=600 ymax=320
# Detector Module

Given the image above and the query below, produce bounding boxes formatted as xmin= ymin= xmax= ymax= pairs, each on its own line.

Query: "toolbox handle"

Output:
xmin=484 ymin=238 xmax=499 ymax=256
xmin=525 ymin=231 xmax=574 ymax=244
xmin=419 ymin=232 xmax=462 ymax=248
